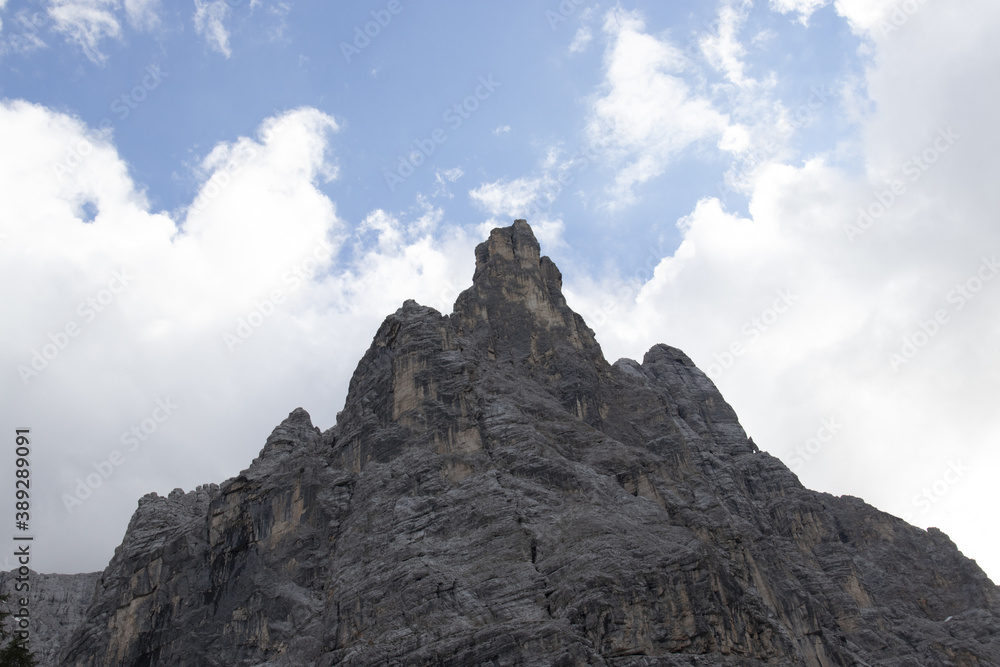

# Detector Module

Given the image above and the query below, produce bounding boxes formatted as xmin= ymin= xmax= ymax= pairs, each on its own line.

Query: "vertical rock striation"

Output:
xmin=32 ymin=220 xmax=1000 ymax=665
xmin=0 ymin=570 xmax=99 ymax=666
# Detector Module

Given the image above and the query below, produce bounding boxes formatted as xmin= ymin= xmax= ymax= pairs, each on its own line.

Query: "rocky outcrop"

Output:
xmin=34 ymin=220 xmax=1000 ymax=665
xmin=0 ymin=570 xmax=99 ymax=666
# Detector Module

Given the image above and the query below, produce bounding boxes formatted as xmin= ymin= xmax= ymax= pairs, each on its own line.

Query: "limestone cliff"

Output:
xmin=15 ymin=220 xmax=999 ymax=665
xmin=0 ymin=570 xmax=99 ymax=666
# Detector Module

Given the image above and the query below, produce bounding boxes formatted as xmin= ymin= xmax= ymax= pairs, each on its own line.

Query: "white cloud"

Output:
xmin=46 ymin=0 xmax=122 ymax=64
xmin=492 ymin=124 xmax=511 ymax=136
xmin=123 ymin=0 xmax=160 ymax=30
xmin=0 ymin=10 xmax=50 ymax=56
xmin=432 ymin=167 xmax=463 ymax=198
xmin=37 ymin=0 xmax=161 ymax=61
xmin=587 ymin=9 xmax=730 ymax=209
xmin=468 ymin=146 xmax=594 ymax=239
xmin=684 ymin=1 xmax=839 ymax=198
xmin=719 ymin=123 xmax=752 ymax=153
xmin=527 ymin=216 xmax=565 ymax=251
xmin=468 ymin=167 xmax=569 ymax=251
xmin=193 ymin=0 xmax=232 ymax=57
xmin=769 ymin=0 xmax=830 ymax=25
xmin=751 ymin=28 xmax=777 ymax=47
xmin=359 ymin=209 xmax=405 ymax=252
xmin=260 ymin=1 xmax=290 ymax=42
xmin=469 ymin=176 xmax=554 ymax=218
xmin=437 ymin=166 xmax=463 ymax=182
xmin=473 ymin=214 xmax=566 ymax=257
xmin=357 ymin=200 xmax=447 ymax=253
xmin=833 ymin=0 xmax=917 ymax=34
xmin=569 ymin=25 xmax=592 ymax=53
xmin=699 ymin=1 xmax=752 ymax=86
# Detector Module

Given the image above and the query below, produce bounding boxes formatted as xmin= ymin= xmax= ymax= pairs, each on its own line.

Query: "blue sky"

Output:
xmin=2 ymin=0 xmax=1000 ymax=584
xmin=1 ymin=0 xmax=858 ymax=268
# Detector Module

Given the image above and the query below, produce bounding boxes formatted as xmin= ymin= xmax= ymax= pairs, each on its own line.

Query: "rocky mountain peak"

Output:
xmin=472 ymin=218 xmax=543 ymax=278
xmin=454 ymin=219 xmax=604 ymax=371
xmin=10 ymin=220 xmax=998 ymax=667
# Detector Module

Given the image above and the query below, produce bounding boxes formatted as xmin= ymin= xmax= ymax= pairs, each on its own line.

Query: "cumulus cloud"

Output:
xmin=587 ymin=3 xmax=797 ymax=205
xmin=586 ymin=9 xmax=730 ymax=209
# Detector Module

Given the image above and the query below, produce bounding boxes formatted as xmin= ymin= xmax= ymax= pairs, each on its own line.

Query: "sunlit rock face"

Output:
xmin=18 ymin=220 xmax=998 ymax=666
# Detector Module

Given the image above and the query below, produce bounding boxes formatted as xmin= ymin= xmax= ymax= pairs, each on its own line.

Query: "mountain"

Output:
xmin=7 ymin=220 xmax=998 ymax=666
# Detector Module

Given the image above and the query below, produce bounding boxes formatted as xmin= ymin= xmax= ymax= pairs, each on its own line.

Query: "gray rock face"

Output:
xmin=0 ymin=569 xmax=100 ymax=666
xmin=36 ymin=220 xmax=1000 ymax=665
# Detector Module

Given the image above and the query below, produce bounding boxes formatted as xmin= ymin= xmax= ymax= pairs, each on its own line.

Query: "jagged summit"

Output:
xmin=472 ymin=219 xmax=545 ymax=279
xmin=454 ymin=218 xmax=605 ymax=365
xmin=12 ymin=220 xmax=999 ymax=666
xmin=460 ymin=218 xmax=567 ymax=320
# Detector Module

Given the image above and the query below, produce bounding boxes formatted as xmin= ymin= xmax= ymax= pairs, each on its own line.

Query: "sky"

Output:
xmin=0 ymin=0 xmax=997 ymax=583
